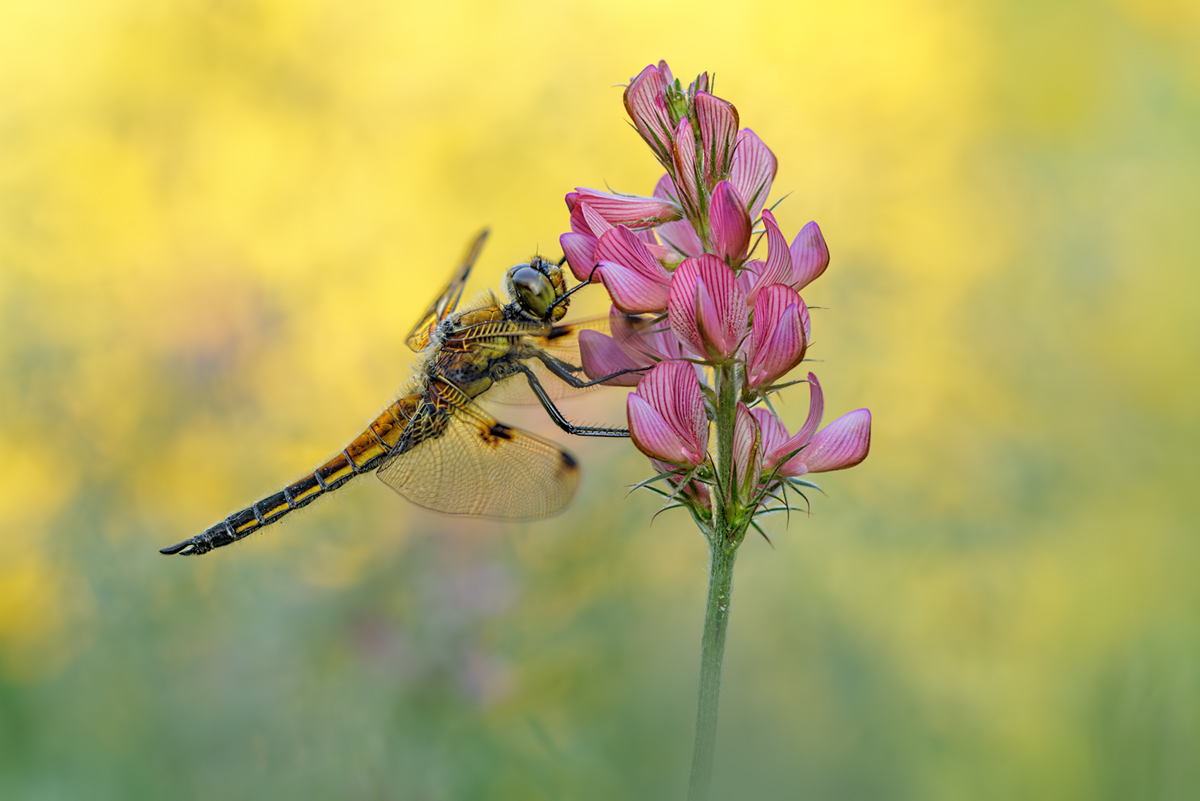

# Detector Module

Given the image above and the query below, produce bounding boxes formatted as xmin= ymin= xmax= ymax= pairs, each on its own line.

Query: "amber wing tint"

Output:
xmin=405 ymin=229 xmax=489 ymax=352
xmin=375 ymin=383 xmax=579 ymax=519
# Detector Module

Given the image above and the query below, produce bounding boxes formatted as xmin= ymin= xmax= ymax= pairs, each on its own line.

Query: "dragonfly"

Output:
xmin=160 ymin=230 xmax=636 ymax=556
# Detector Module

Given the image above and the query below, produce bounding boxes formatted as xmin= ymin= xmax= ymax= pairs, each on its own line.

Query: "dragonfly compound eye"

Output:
xmin=508 ymin=264 xmax=559 ymax=319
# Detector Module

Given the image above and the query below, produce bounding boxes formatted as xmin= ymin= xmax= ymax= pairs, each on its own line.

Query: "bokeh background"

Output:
xmin=2 ymin=0 xmax=1197 ymax=798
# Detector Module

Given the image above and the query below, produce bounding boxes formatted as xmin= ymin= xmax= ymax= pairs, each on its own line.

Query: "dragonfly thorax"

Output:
xmin=504 ymin=256 xmax=569 ymax=324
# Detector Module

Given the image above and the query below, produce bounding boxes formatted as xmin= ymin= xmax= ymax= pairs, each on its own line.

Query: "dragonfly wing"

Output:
xmin=405 ymin=229 xmax=490 ymax=352
xmin=375 ymin=391 xmax=580 ymax=520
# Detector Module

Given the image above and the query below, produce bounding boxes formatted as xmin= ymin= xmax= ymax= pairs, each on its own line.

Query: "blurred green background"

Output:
xmin=2 ymin=0 xmax=1197 ymax=798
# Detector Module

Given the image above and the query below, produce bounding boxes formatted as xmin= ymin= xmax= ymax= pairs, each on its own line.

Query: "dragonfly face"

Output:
xmin=505 ymin=259 xmax=570 ymax=324
xmin=162 ymin=230 xmax=633 ymax=556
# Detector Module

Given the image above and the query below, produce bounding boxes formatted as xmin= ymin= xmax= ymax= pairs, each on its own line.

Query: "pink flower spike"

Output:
xmin=671 ymin=118 xmax=702 ymax=220
xmin=668 ymin=254 xmax=749 ymax=362
xmin=745 ymin=284 xmax=808 ymax=389
xmin=730 ymin=129 xmax=777 ymax=221
xmin=732 ymin=403 xmax=763 ymax=499
xmin=708 ymin=181 xmax=751 ymax=265
xmin=573 ymin=187 xmax=682 ymax=230
xmin=798 ymin=409 xmax=871 ymax=474
xmin=653 ymin=174 xmax=704 ymax=258
xmin=593 ymin=226 xmax=672 ymax=313
xmin=624 ymin=64 xmax=674 ymax=168
xmin=789 ymin=221 xmax=830 ymax=290
xmin=695 ymin=92 xmax=739 ymax=189
xmin=627 ymin=361 xmax=710 ymax=467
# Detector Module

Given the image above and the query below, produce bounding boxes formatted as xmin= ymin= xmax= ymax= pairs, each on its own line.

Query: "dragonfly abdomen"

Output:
xmin=160 ymin=394 xmax=421 ymax=556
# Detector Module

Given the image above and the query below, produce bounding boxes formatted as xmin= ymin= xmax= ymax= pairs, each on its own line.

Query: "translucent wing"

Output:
xmin=405 ymin=229 xmax=490 ymax=352
xmin=375 ymin=382 xmax=580 ymax=519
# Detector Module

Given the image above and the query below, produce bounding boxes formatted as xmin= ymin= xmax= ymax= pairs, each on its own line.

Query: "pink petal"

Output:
xmin=746 ymin=284 xmax=806 ymax=389
xmin=630 ymin=361 xmax=708 ymax=465
xmin=573 ymin=187 xmax=682 ymax=229
xmin=628 ymin=393 xmax=692 ymax=465
xmin=580 ymin=202 xmax=615 ymax=238
xmin=744 ymin=209 xmax=792 ymax=305
xmin=579 ymin=329 xmax=643 ymax=386
xmin=624 ymin=65 xmax=674 ymax=167
xmin=593 ymin=226 xmax=671 ymax=313
xmin=652 ymin=172 xmax=678 ymax=202
xmin=671 ymin=118 xmax=702 ymax=219
xmin=567 ymin=197 xmax=590 ymax=234
xmin=695 ymin=91 xmax=739 ymax=188
xmin=751 ymin=407 xmax=790 ymax=458
xmin=799 ymin=409 xmax=871 ymax=474
xmin=792 ymin=372 xmax=824 ymax=448
xmin=610 ymin=308 xmax=674 ymax=364
xmin=789 ymin=221 xmax=830 ymax=290
xmin=668 ymin=359 xmax=710 ymax=456
xmin=738 ymin=259 xmax=765 ymax=300
xmin=633 ymin=228 xmax=660 ymax=246
xmin=732 ymin=402 xmax=763 ymax=496
xmin=653 ymin=174 xmax=704 ymax=258
xmin=729 ymin=129 xmax=777 ymax=221
xmin=699 ymin=254 xmax=749 ymax=358
xmin=560 ymin=231 xmax=599 ymax=283
xmin=666 ymin=259 xmax=705 ymax=357
xmin=667 ymin=255 xmax=748 ymax=361
xmin=597 ymin=262 xmax=670 ymax=314
xmin=708 ymin=181 xmax=751 ymax=265
xmin=593 ymin=225 xmax=660 ymax=273
xmin=748 ymin=311 xmax=803 ymax=388
xmin=765 ymin=373 xmax=825 ymax=473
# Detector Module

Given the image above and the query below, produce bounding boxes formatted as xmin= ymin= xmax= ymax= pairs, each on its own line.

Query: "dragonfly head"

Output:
xmin=506 ymin=257 xmax=569 ymax=323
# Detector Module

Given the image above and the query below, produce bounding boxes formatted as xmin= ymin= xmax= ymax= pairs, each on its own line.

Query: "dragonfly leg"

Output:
xmin=532 ymin=350 xmax=648 ymax=389
xmin=514 ymin=364 xmax=630 ymax=438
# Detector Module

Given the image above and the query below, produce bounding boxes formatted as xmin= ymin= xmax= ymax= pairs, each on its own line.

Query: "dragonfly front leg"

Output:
xmin=532 ymin=350 xmax=648 ymax=390
xmin=512 ymin=364 xmax=630 ymax=438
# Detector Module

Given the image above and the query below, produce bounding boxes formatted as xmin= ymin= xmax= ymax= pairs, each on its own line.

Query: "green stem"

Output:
xmin=712 ymin=364 xmax=737 ymax=521
xmin=688 ymin=364 xmax=741 ymax=800
xmin=687 ymin=536 xmax=737 ymax=801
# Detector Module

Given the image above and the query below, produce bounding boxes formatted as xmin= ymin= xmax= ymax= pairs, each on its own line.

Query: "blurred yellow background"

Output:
xmin=2 ymin=0 xmax=1197 ymax=798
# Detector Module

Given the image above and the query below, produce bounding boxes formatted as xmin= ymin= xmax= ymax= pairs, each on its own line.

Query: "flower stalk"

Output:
xmin=560 ymin=61 xmax=873 ymax=799
xmin=689 ymin=526 xmax=737 ymax=801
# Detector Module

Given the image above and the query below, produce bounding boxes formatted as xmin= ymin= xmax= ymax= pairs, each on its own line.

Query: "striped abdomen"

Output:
xmin=161 ymin=394 xmax=422 ymax=555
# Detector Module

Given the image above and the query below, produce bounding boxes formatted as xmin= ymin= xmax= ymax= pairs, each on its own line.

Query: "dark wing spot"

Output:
xmin=560 ymin=451 xmax=578 ymax=469
xmin=487 ymin=423 xmax=514 ymax=441
xmin=547 ymin=325 xmax=573 ymax=341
